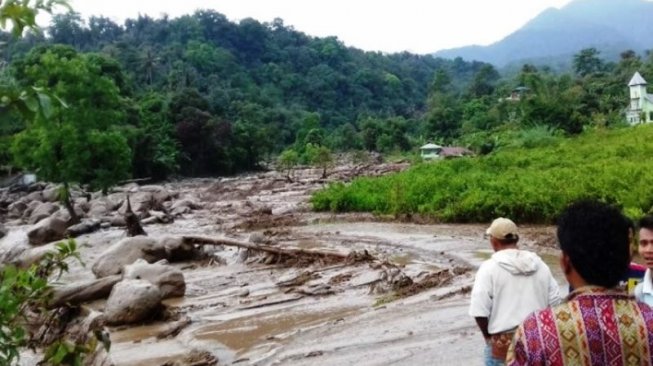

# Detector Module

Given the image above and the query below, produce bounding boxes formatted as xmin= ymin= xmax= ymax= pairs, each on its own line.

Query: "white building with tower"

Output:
xmin=626 ymin=71 xmax=653 ymax=124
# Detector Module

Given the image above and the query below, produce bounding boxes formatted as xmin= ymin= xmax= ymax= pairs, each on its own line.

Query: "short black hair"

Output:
xmin=639 ymin=215 xmax=653 ymax=231
xmin=497 ymin=234 xmax=519 ymax=245
xmin=557 ymin=200 xmax=630 ymax=288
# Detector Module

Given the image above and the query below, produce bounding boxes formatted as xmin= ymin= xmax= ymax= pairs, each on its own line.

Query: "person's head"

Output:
xmin=557 ymin=200 xmax=630 ymax=288
xmin=638 ymin=215 xmax=653 ymax=269
xmin=486 ymin=217 xmax=519 ymax=251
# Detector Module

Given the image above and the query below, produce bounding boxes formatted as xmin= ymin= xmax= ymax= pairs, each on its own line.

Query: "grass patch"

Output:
xmin=312 ymin=125 xmax=653 ymax=223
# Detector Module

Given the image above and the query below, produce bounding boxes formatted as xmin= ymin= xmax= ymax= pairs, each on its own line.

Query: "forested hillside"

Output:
xmin=0 ymin=10 xmax=489 ymax=181
xmin=3 ymin=9 xmax=653 ymax=190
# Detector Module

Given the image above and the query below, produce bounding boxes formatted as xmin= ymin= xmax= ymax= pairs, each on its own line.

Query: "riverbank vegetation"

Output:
xmin=312 ymin=124 xmax=653 ymax=223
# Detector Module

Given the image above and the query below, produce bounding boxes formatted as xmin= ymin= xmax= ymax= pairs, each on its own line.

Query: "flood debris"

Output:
xmin=1 ymin=163 xmax=541 ymax=365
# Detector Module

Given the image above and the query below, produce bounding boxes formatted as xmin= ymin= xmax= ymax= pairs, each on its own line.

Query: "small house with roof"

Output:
xmin=626 ymin=71 xmax=653 ymax=124
xmin=420 ymin=143 xmax=473 ymax=160
xmin=500 ymin=86 xmax=531 ymax=102
xmin=419 ymin=143 xmax=442 ymax=160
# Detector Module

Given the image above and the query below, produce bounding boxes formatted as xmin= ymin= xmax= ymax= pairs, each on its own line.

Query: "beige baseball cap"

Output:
xmin=486 ymin=217 xmax=518 ymax=240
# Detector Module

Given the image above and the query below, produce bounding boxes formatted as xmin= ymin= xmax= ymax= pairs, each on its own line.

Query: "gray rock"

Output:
xmin=104 ymin=280 xmax=162 ymax=325
xmin=0 ymin=224 xmax=6 ymax=239
xmin=7 ymin=200 xmax=27 ymax=219
xmin=27 ymin=215 xmax=69 ymax=246
xmin=117 ymin=191 xmax=155 ymax=217
xmin=22 ymin=200 xmax=42 ymax=220
xmin=88 ymin=201 xmax=109 ymax=217
xmin=91 ymin=236 xmax=195 ymax=278
xmin=92 ymin=236 xmax=160 ymax=277
xmin=27 ymin=202 xmax=58 ymax=225
xmin=169 ymin=199 xmax=202 ymax=216
xmin=140 ymin=185 xmax=174 ymax=205
xmin=41 ymin=187 xmax=60 ymax=202
xmin=65 ymin=219 xmax=101 ymax=237
xmin=25 ymin=191 xmax=44 ymax=202
xmin=123 ymin=259 xmax=185 ymax=298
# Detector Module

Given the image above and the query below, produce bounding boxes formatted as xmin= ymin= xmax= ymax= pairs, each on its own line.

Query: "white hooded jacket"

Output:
xmin=469 ymin=248 xmax=561 ymax=334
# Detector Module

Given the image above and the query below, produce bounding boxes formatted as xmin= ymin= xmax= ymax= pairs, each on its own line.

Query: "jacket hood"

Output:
xmin=491 ymin=249 xmax=540 ymax=275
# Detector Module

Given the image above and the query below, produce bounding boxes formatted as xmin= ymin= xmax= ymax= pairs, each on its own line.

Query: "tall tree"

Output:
xmin=573 ymin=48 xmax=605 ymax=77
xmin=11 ymin=45 xmax=131 ymax=218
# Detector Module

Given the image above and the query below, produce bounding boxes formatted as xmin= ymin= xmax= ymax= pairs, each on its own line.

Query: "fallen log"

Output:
xmin=182 ymin=235 xmax=353 ymax=262
xmin=118 ymin=177 xmax=152 ymax=185
xmin=48 ymin=275 xmax=122 ymax=308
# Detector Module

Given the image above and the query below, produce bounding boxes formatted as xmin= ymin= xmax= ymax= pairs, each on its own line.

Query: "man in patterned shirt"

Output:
xmin=507 ymin=200 xmax=653 ymax=365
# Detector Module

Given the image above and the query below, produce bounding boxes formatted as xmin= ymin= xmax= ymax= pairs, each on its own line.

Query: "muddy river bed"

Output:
xmin=0 ymin=165 xmax=566 ymax=366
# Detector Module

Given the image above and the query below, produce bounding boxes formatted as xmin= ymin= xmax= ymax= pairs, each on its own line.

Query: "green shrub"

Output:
xmin=0 ymin=240 xmax=107 ymax=365
xmin=311 ymin=125 xmax=653 ymax=223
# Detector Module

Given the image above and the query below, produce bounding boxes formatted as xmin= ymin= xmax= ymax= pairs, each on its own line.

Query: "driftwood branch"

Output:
xmin=182 ymin=235 xmax=353 ymax=261
xmin=118 ymin=177 xmax=152 ymax=185
xmin=48 ymin=275 xmax=121 ymax=308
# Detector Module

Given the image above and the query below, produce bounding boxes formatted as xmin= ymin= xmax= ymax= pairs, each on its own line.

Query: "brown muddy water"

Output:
xmin=105 ymin=221 xmax=566 ymax=366
xmin=1 ymin=169 xmax=566 ymax=366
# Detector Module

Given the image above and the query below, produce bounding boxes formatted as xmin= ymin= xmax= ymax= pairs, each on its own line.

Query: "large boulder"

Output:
xmin=123 ymin=259 xmax=185 ymax=298
xmin=169 ymin=199 xmax=202 ymax=216
xmin=92 ymin=236 xmax=158 ymax=278
xmin=104 ymin=280 xmax=162 ymax=325
xmin=54 ymin=206 xmax=86 ymax=223
xmin=88 ymin=200 xmax=110 ymax=217
xmin=27 ymin=202 xmax=59 ymax=225
xmin=7 ymin=200 xmax=28 ymax=219
xmin=65 ymin=219 xmax=101 ymax=237
xmin=91 ymin=236 xmax=195 ymax=278
xmin=22 ymin=200 xmax=42 ymax=220
xmin=27 ymin=215 xmax=69 ymax=245
xmin=88 ymin=195 xmax=124 ymax=217
xmin=41 ymin=186 xmax=60 ymax=202
xmin=25 ymin=190 xmax=44 ymax=203
xmin=117 ymin=191 xmax=155 ymax=217
xmin=140 ymin=185 xmax=175 ymax=205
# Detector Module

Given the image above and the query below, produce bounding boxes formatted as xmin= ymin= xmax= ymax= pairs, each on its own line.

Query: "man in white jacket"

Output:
xmin=469 ymin=217 xmax=561 ymax=366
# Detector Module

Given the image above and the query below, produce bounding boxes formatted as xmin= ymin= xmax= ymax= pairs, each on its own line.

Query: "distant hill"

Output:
xmin=433 ymin=0 xmax=653 ymax=68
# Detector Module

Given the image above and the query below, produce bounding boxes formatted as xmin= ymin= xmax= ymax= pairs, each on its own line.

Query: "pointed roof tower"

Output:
xmin=629 ymin=71 xmax=647 ymax=86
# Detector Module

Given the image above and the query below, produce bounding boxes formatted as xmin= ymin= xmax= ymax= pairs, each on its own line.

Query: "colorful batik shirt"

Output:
xmin=506 ymin=286 xmax=653 ymax=366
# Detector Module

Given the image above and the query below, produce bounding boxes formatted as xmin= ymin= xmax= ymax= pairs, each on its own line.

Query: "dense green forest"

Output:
xmin=2 ymin=10 xmax=653 ymax=194
xmin=0 ymin=10 xmax=492 ymax=184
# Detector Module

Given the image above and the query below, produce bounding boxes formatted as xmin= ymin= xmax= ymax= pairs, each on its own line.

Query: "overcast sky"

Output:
xmin=65 ymin=0 xmax=573 ymax=54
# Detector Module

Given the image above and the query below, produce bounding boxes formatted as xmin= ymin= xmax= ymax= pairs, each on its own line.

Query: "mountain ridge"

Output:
xmin=433 ymin=0 xmax=653 ymax=68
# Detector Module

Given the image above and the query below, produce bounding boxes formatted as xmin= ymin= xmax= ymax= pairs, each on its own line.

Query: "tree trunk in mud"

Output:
xmin=48 ymin=275 xmax=122 ymax=308
xmin=62 ymin=182 xmax=80 ymax=224
xmin=125 ymin=194 xmax=147 ymax=237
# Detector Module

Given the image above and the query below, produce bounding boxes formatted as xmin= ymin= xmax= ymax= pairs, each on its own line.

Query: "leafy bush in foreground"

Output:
xmin=312 ymin=125 xmax=653 ymax=223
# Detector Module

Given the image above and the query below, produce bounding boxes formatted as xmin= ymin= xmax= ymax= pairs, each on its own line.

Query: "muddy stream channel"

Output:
xmin=0 ymin=164 xmax=567 ymax=366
